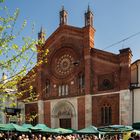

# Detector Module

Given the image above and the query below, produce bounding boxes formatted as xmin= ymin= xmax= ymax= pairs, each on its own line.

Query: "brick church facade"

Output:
xmin=18 ymin=7 xmax=132 ymax=129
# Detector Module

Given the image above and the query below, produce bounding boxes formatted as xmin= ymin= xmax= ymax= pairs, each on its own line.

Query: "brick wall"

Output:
xmin=92 ymin=94 xmax=119 ymax=126
xmin=44 ymin=101 xmax=51 ymax=127
xmin=78 ymin=97 xmax=85 ymax=129
xmin=18 ymin=22 xmax=132 ymax=128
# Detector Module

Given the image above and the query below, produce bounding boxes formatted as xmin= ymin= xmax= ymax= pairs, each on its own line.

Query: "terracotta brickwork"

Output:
xmin=91 ymin=48 xmax=131 ymax=95
xmin=92 ymin=94 xmax=119 ymax=127
xmin=119 ymin=48 xmax=132 ymax=90
xmin=18 ymin=26 xmax=131 ymax=101
xmin=78 ymin=97 xmax=85 ymax=129
xmin=17 ymin=9 xmax=132 ymax=127
xmin=44 ymin=101 xmax=51 ymax=127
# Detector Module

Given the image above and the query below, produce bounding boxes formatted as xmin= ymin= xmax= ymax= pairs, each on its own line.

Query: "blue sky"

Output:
xmin=2 ymin=0 xmax=140 ymax=63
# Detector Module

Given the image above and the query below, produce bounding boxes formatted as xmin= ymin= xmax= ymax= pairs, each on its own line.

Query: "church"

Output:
xmin=18 ymin=7 xmax=132 ymax=129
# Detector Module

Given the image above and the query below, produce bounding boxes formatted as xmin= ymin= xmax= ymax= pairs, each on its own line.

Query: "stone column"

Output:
xmin=18 ymin=101 xmax=25 ymax=124
xmin=38 ymin=100 xmax=44 ymax=123
xmin=120 ymin=90 xmax=132 ymax=125
xmin=85 ymin=95 xmax=92 ymax=126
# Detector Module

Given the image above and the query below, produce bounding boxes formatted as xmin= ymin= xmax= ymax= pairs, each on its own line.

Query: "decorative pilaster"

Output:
xmin=38 ymin=100 xmax=44 ymax=123
xmin=120 ymin=90 xmax=132 ymax=125
xmin=85 ymin=95 xmax=92 ymax=126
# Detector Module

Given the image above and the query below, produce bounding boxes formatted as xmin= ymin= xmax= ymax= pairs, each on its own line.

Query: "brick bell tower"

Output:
xmin=83 ymin=6 xmax=95 ymax=95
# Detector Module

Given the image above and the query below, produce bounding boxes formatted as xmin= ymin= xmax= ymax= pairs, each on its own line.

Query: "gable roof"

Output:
xmin=44 ymin=25 xmax=84 ymax=48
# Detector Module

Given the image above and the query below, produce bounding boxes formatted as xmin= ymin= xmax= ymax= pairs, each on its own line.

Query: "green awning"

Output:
xmin=98 ymin=125 xmax=133 ymax=133
xmin=53 ymin=127 xmax=73 ymax=134
xmin=0 ymin=124 xmax=7 ymax=130
xmin=76 ymin=125 xmax=99 ymax=134
xmin=22 ymin=123 xmax=33 ymax=129
xmin=1 ymin=123 xmax=30 ymax=132
xmin=30 ymin=124 xmax=54 ymax=133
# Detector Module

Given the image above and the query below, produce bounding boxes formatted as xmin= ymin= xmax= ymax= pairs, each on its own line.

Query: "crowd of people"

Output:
xmin=0 ymin=132 xmax=96 ymax=140
xmin=0 ymin=133 xmax=97 ymax=140
xmin=0 ymin=132 xmax=99 ymax=140
xmin=0 ymin=132 xmax=139 ymax=140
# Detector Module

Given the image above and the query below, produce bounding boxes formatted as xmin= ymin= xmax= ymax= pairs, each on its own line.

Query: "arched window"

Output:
xmin=65 ymin=84 xmax=68 ymax=95
xmin=46 ymin=80 xmax=50 ymax=94
xmin=58 ymin=84 xmax=69 ymax=96
xmin=78 ymin=73 xmax=85 ymax=92
xmin=58 ymin=85 xmax=61 ymax=96
xmin=62 ymin=85 xmax=65 ymax=96
xmin=101 ymin=104 xmax=112 ymax=125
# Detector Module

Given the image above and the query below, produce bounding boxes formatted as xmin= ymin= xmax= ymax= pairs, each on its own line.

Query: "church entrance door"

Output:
xmin=60 ymin=118 xmax=71 ymax=128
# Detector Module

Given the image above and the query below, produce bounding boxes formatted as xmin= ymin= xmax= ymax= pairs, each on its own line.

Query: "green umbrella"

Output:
xmin=30 ymin=124 xmax=47 ymax=130
xmin=67 ymin=128 xmax=77 ymax=133
xmin=53 ymin=127 xmax=73 ymax=134
xmin=76 ymin=125 xmax=99 ymax=134
xmin=22 ymin=123 xmax=33 ymax=129
xmin=0 ymin=124 xmax=7 ymax=130
xmin=1 ymin=123 xmax=30 ymax=132
xmin=98 ymin=125 xmax=133 ymax=133
xmin=30 ymin=124 xmax=53 ymax=133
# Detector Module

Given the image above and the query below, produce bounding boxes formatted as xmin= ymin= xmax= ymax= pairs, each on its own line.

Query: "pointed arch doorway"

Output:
xmin=52 ymin=101 xmax=77 ymax=129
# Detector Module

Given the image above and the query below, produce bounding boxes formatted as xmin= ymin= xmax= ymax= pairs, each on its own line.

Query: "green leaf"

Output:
xmin=0 ymin=0 xmax=5 ymax=3
xmin=31 ymin=46 xmax=36 ymax=52
xmin=12 ymin=44 xmax=19 ymax=50
xmin=0 ymin=25 xmax=4 ymax=32
xmin=0 ymin=49 xmax=2 ymax=55
xmin=21 ymin=45 xmax=27 ymax=52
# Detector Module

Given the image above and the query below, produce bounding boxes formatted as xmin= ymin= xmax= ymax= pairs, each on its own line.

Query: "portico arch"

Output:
xmin=51 ymin=100 xmax=77 ymax=129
